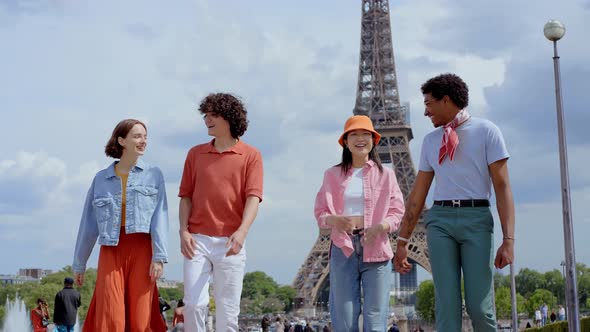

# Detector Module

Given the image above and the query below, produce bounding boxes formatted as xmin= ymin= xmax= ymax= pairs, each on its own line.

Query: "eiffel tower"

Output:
xmin=292 ymin=0 xmax=431 ymax=312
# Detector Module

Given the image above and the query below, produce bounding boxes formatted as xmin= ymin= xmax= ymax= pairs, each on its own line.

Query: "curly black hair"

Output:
xmin=421 ymin=73 xmax=469 ymax=109
xmin=198 ymin=93 xmax=248 ymax=138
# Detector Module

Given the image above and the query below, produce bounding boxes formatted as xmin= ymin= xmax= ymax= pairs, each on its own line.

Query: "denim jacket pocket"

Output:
xmin=133 ymin=186 xmax=158 ymax=226
xmin=92 ymin=196 xmax=115 ymax=236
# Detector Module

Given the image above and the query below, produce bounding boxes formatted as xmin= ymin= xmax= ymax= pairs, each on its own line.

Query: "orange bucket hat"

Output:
xmin=338 ymin=115 xmax=381 ymax=147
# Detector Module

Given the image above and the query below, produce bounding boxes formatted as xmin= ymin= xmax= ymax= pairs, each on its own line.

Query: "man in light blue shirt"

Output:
xmin=394 ymin=74 xmax=515 ymax=332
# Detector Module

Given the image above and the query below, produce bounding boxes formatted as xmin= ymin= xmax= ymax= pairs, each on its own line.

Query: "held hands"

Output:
xmin=150 ymin=262 xmax=164 ymax=282
xmin=494 ymin=239 xmax=514 ymax=269
xmin=394 ymin=244 xmax=412 ymax=274
xmin=74 ymin=272 xmax=85 ymax=287
xmin=226 ymin=229 xmax=247 ymax=257
xmin=180 ymin=229 xmax=197 ymax=259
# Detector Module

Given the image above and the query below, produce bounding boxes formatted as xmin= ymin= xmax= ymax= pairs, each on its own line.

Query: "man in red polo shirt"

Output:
xmin=179 ymin=93 xmax=263 ymax=332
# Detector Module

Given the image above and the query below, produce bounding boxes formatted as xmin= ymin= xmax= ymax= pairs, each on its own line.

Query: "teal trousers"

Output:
xmin=426 ymin=205 xmax=497 ymax=332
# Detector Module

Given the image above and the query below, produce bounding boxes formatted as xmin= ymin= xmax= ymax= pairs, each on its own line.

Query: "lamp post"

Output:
xmin=560 ymin=260 xmax=569 ymax=318
xmin=544 ymin=19 xmax=580 ymax=332
xmin=510 ymin=264 xmax=518 ymax=331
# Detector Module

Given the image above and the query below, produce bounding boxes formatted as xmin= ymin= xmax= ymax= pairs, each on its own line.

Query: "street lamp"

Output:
xmin=544 ymin=19 xmax=580 ymax=332
xmin=560 ymin=260 xmax=569 ymax=318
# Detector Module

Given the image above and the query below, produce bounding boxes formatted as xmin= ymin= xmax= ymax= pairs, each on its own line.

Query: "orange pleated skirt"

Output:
xmin=82 ymin=231 xmax=166 ymax=332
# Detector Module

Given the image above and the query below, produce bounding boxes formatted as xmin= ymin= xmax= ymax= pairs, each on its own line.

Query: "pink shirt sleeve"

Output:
xmin=383 ymin=171 xmax=405 ymax=232
xmin=314 ymin=170 xmax=333 ymax=229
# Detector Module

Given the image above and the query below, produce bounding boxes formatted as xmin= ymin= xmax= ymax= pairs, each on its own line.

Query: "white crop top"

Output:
xmin=343 ymin=167 xmax=364 ymax=216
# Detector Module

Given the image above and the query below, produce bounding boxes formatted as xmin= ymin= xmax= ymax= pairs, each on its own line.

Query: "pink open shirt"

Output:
xmin=314 ymin=161 xmax=405 ymax=262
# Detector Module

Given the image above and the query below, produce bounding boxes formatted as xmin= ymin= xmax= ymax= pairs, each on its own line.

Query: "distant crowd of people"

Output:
xmin=530 ymin=303 xmax=566 ymax=328
xmin=259 ymin=315 xmax=331 ymax=332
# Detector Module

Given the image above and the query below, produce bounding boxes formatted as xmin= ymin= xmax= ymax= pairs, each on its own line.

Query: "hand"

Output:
xmin=150 ymin=261 xmax=164 ymax=282
xmin=327 ymin=215 xmax=356 ymax=233
xmin=180 ymin=229 xmax=197 ymax=259
xmin=393 ymin=243 xmax=412 ymax=274
xmin=226 ymin=229 xmax=247 ymax=256
xmin=75 ymin=272 xmax=85 ymax=287
xmin=362 ymin=223 xmax=388 ymax=247
xmin=494 ymin=239 xmax=514 ymax=269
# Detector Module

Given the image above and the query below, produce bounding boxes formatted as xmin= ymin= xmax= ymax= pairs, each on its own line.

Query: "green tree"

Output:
xmin=158 ymin=284 xmax=183 ymax=303
xmin=238 ymin=272 xmax=297 ymax=314
xmin=542 ymin=269 xmax=565 ymax=304
xmin=515 ymin=268 xmax=545 ymax=298
xmin=242 ymin=271 xmax=278 ymax=300
xmin=275 ymin=285 xmax=296 ymax=312
xmin=494 ymin=287 xmax=525 ymax=319
xmin=261 ymin=297 xmax=284 ymax=313
xmin=240 ymin=297 xmax=261 ymax=315
xmin=525 ymin=289 xmax=556 ymax=317
xmin=578 ymin=270 xmax=590 ymax=309
xmin=494 ymin=272 xmax=511 ymax=289
xmin=76 ymin=268 xmax=98 ymax=322
xmin=415 ymin=280 xmax=435 ymax=323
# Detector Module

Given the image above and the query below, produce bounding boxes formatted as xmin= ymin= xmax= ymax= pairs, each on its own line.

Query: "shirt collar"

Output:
xmin=201 ymin=139 xmax=245 ymax=155
xmin=105 ymin=159 xmax=145 ymax=178
xmin=345 ymin=160 xmax=376 ymax=176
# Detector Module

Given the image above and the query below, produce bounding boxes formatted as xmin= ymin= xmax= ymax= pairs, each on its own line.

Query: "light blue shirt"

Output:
xmin=72 ymin=159 xmax=168 ymax=274
xmin=419 ymin=117 xmax=510 ymax=201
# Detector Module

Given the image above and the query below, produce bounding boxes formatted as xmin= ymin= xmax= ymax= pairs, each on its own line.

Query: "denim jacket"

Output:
xmin=72 ymin=159 xmax=168 ymax=274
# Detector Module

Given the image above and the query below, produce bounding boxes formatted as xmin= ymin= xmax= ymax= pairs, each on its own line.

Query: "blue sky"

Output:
xmin=0 ymin=0 xmax=589 ymax=286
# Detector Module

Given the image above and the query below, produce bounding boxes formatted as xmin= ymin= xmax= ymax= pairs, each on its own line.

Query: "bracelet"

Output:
xmin=397 ymin=236 xmax=410 ymax=243
xmin=503 ymin=236 xmax=515 ymax=240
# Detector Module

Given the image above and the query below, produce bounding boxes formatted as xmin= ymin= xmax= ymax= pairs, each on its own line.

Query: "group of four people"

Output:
xmin=72 ymin=73 xmax=515 ymax=332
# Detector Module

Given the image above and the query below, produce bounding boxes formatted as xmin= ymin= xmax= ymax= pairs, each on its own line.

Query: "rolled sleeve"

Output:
xmin=245 ymin=150 xmax=264 ymax=202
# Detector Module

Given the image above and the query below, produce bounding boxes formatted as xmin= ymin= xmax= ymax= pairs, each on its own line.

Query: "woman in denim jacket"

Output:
xmin=72 ymin=119 xmax=168 ymax=332
xmin=315 ymin=115 xmax=405 ymax=332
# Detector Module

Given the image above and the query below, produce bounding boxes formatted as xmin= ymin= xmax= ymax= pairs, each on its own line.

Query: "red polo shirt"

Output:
xmin=179 ymin=139 xmax=263 ymax=236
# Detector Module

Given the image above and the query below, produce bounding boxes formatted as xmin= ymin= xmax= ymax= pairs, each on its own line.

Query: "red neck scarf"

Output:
xmin=439 ymin=110 xmax=470 ymax=164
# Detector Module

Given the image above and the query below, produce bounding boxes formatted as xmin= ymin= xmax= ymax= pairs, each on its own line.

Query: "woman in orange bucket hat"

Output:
xmin=315 ymin=115 xmax=405 ymax=331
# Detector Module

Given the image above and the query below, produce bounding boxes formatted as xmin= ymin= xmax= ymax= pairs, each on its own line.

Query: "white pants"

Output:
xmin=183 ymin=234 xmax=246 ymax=332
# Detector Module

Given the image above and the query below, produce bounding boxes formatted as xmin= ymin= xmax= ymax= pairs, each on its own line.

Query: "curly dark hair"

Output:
xmin=104 ymin=119 xmax=147 ymax=159
xmin=198 ymin=93 xmax=248 ymax=138
xmin=421 ymin=73 xmax=469 ymax=109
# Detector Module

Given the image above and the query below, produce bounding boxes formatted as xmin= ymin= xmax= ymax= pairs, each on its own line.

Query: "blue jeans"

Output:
xmin=55 ymin=325 xmax=75 ymax=332
xmin=329 ymin=235 xmax=392 ymax=332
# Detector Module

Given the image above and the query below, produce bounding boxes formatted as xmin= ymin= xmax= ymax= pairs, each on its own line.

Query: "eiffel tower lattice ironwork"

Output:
xmin=292 ymin=0 xmax=431 ymax=310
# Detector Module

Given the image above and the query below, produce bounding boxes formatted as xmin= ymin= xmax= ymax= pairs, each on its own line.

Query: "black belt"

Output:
xmin=350 ymin=228 xmax=363 ymax=235
xmin=433 ymin=199 xmax=490 ymax=208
